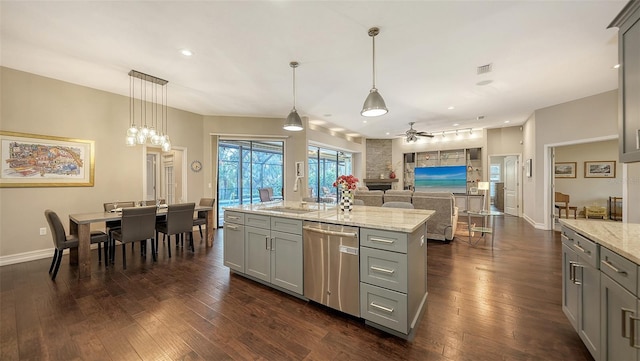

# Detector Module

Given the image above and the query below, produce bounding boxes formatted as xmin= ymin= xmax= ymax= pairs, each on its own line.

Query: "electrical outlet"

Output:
xmin=39 ymin=227 xmax=47 ymax=236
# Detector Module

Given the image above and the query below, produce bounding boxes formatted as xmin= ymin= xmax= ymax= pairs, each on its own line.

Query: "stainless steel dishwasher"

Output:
xmin=303 ymin=221 xmax=360 ymax=317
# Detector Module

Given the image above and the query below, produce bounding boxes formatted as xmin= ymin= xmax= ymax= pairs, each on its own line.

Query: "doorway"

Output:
xmin=488 ymin=154 xmax=520 ymax=216
xmin=143 ymin=146 xmax=186 ymax=204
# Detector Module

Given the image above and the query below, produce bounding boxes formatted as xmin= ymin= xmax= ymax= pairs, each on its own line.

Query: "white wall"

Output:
xmin=554 ymin=139 xmax=622 ymax=215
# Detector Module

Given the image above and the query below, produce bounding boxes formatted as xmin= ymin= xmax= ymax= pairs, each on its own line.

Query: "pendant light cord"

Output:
xmin=372 ymin=33 xmax=376 ymax=89
xmin=292 ymin=65 xmax=297 ymax=110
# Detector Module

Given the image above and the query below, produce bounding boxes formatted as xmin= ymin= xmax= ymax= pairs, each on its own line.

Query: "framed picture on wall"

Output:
xmin=584 ymin=160 xmax=616 ymax=178
xmin=554 ymin=162 xmax=576 ymax=178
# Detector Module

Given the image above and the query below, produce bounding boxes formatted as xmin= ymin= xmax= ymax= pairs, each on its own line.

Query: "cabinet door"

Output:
xmin=223 ymin=222 xmax=245 ymax=273
xmin=245 ymin=226 xmax=271 ymax=282
xmin=467 ymin=196 xmax=484 ymax=212
xmin=562 ymin=243 xmax=579 ymax=330
xmin=601 ymin=274 xmax=638 ymax=361
xmin=620 ymin=6 xmax=640 ymax=162
xmin=270 ymin=230 xmax=303 ymax=295
xmin=454 ymin=196 xmax=467 ymax=212
xmin=578 ymin=261 xmax=600 ymax=360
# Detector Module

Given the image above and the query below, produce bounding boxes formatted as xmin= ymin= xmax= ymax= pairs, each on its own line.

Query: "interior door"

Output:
xmin=504 ymin=156 xmax=518 ymax=216
xmin=145 ymin=153 xmax=158 ymax=201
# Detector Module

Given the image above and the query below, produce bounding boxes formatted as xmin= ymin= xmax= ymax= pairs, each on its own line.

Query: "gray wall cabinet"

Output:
xmin=223 ymin=211 xmax=245 ymax=273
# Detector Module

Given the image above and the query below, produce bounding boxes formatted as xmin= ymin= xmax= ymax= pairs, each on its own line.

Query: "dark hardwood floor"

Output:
xmin=0 ymin=216 xmax=593 ymax=360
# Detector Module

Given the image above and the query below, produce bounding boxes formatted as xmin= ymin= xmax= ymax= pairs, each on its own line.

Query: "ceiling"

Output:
xmin=0 ymin=1 xmax=627 ymax=139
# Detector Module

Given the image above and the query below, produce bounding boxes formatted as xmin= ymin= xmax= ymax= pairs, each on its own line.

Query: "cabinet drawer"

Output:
xmin=224 ymin=211 xmax=244 ymax=224
xmin=572 ymin=232 xmax=599 ymax=268
xmin=600 ymin=246 xmax=638 ymax=295
xmin=245 ymin=213 xmax=270 ymax=229
xmin=360 ymin=283 xmax=408 ymax=334
xmin=271 ymin=217 xmax=302 ymax=235
xmin=561 ymin=226 xmax=575 ymax=247
xmin=360 ymin=247 xmax=407 ymax=293
xmin=360 ymin=228 xmax=407 ymax=253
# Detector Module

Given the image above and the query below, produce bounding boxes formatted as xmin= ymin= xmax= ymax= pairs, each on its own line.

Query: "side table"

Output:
xmin=465 ymin=210 xmax=503 ymax=248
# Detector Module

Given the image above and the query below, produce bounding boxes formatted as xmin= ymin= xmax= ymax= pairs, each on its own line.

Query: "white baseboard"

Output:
xmin=522 ymin=214 xmax=547 ymax=230
xmin=0 ymin=248 xmax=54 ymax=266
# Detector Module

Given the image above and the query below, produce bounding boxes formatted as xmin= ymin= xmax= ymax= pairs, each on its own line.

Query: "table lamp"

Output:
xmin=478 ymin=181 xmax=490 ymax=212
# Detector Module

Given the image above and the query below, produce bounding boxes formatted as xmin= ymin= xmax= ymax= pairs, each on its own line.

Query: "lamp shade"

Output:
xmin=478 ymin=181 xmax=490 ymax=191
xmin=283 ymin=109 xmax=303 ymax=131
xmin=361 ymin=88 xmax=388 ymax=117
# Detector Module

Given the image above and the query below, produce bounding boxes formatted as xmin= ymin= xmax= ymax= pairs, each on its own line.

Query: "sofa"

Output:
xmin=354 ymin=190 xmax=384 ymax=206
xmin=383 ymin=190 xmax=413 ymax=203
xmin=409 ymin=192 xmax=459 ymax=242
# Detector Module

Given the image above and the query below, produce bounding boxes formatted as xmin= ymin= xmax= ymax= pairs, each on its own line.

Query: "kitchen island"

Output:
xmin=223 ymin=201 xmax=434 ymax=340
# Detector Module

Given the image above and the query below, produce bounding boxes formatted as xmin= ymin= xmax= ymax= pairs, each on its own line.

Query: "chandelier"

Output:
xmin=125 ymin=70 xmax=171 ymax=151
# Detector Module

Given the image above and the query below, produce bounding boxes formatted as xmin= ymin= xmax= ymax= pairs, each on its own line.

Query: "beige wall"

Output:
xmin=0 ymin=67 xmax=206 ymax=260
xmin=487 ymin=126 xmax=524 ymax=155
xmin=528 ymin=90 xmax=619 ymax=228
xmin=555 ymin=139 xmax=622 ymax=214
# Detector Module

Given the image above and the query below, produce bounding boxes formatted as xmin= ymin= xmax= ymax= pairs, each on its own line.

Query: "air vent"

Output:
xmin=477 ymin=63 xmax=492 ymax=75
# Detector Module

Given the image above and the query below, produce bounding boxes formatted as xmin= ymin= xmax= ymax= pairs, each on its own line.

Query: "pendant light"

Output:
xmin=125 ymin=70 xmax=170 ymax=150
xmin=283 ymin=61 xmax=303 ymax=131
xmin=361 ymin=27 xmax=388 ymax=117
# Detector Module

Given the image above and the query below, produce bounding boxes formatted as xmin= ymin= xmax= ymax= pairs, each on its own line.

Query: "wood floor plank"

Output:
xmin=0 ymin=217 xmax=593 ymax=360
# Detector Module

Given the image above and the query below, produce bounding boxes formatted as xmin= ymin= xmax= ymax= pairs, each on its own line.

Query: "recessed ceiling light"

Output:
xmin=447 ymin=106 xmax=455 ymax=110
xmin=476 ymin=80 xmax=493 ymax=86
xmin=504 ymin=120 xmax=510 ymax=124
xmin=452 ymin=123 xmax=459 ymax=127
xmin=613 ymin=64 xmax=621 ymax=69
xmin=180 ymin=49 xmax=193 ymax=57
xmin=363 ymin=120 xmax=367 ymax=124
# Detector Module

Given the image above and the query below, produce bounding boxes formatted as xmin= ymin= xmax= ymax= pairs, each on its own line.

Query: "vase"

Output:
xmin=340 ymin=189 xmax=353 ymax=212
xmin=389 ymin=171 xmax=396 ymax=179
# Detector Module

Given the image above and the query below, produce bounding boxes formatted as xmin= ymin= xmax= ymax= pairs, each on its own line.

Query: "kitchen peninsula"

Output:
xmin=223 ymin=201 xmax=434 ymax=340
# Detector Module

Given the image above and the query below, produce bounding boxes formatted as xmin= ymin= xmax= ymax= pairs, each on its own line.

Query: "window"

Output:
xmin=307 ymin=146 xmax=352 ymax=202
xmin=217 ymin=140 xmax=284 ymax=226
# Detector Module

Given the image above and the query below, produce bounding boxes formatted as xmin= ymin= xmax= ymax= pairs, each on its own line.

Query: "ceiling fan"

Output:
xmin=403 ymin=122 xmax=433 ymax=142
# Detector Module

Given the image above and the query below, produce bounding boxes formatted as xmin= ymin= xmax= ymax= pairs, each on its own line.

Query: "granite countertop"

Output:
xmin=224 ymin=200 xmax=434 ymax=233
xmin=560 ymin=219 xmax=640 ymax=264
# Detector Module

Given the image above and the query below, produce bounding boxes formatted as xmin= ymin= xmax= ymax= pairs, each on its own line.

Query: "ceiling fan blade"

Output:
xmin=416 ymin=132 xmax=434 ymax=137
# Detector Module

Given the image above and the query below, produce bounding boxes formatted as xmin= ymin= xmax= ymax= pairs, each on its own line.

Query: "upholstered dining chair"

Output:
xmin=110 ymin=206 xmax=157 ymax=269
xmin=156 ymin=203 xmax=196 ymax=256
xmin=193 ymin=198 xmax=215 ymax=239
xmin=382 ymin=201 xmax=415 ymax=209
xmin=45 ymin=209 xmax=109 ymax=280
xmin=258 ymin=187 xmax=274 ymax=202
xmin=142 ymin=199 xmax=166 ymax=206
xmin=103 ymin=201 xmax=136 ymax=252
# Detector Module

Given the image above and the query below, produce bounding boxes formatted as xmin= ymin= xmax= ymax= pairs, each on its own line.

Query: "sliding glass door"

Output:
xmin=217 ymin=140 xmax=284 ymax=226
xmin=307 ymin=146 xmax=352 ymax=202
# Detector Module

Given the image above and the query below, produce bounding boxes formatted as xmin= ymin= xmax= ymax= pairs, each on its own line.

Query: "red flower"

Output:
xmin=333 ymin=174 xmax=359 ymax=190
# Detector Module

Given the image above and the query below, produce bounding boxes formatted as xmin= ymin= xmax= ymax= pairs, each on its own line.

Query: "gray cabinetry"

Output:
xmin=600 ymin=245 xmax=639 ymax=361
xmin=611 ymin=1 xmax=640 ymax=163
xmin=454 ymin=194 xmax=484 ymax=212
xmin=223 ymin=211 xmax=245 ymax=272
xmin=359 ymin=224 xmax=427 ymax=339
xmin=244 ymin=214 xmax=303 ymax=295
xmin=561 ymin=226 xmax=600 ymax=360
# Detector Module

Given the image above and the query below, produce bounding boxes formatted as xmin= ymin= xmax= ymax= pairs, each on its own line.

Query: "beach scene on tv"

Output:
xmin=414 ymin=165 xmax=467 ymax=193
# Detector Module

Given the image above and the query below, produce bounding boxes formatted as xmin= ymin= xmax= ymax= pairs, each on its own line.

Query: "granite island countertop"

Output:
xmin=224 ymin=200 xmax=434 ymax=233
xmin=560 ymin=219 xmax=640 ymax=264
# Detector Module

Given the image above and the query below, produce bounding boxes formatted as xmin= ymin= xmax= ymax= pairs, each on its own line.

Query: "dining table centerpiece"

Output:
xmin=333 ymin=174 xmax=359 ymax=212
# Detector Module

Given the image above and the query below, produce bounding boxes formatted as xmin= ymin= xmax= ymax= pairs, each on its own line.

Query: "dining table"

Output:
xmin=68 ymin=205 xmax=214 ymax=278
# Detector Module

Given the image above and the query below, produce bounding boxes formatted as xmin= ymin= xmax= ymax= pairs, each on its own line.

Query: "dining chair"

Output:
xmin=103 ymin=201 xmax=136 ymax=252
xmin=110 ymin=206 xmax=157 ymax=269
xmin=142 ymin=199 xmax=166 ymax=206
xmin=258 ymin=187 xmax=273 ymax=202
xmin=193 ymin=198 xmax=215 ymax=239
xmin=156 ymin=203 xmax=196 ymax=256
xmin=45 ymin=209 xmax=109 ymax=280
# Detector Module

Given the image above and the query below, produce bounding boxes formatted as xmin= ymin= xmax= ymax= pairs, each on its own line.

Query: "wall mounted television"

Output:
xmin=414 ymin=165 xmax=467 ymax=194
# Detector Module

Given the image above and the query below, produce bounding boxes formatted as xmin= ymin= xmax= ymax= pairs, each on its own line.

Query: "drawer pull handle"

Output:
xmin=370 ymin=237 xmax=394 ymax=244
xmin=226 ymin=224 xmax=239 ymax=231
xmin=602 ymin=260 xmax=627 ymax=275
xmin=370 ymin=302 xmax=394 ymax=313
xmin=622 ymin=308 xmax=635 ymax=339
xmin=573 ymin=243 xmax=591 ymax=255
xmin=370 ymin=266 xmax=395 ymax=274
xmin=570 ymin=262 xmax=583 ymax=285
xmin=631 ymin=316 xmax=640 ymax=348
xmin=228 ymin=216 xmax=240 ymax=220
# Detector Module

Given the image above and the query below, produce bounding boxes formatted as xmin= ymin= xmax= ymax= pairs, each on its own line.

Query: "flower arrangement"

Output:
xmin=333 ymin=174 xmax=359 ymax=191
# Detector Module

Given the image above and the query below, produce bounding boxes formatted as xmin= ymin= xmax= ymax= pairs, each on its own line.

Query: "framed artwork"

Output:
xmin=554 ymin=162 xmax=576 ymax=178
xmin=584 ymin=160 xmax=616 ymax=178
xmin=0 ymin=131 xmax=94 ymax=187
xmin=525 ymin=159 xmax=532 ymax=178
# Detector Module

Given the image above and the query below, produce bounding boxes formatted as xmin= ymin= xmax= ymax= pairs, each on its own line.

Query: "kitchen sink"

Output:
xmin=264 ymin=206 xmax=315 ymax=214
